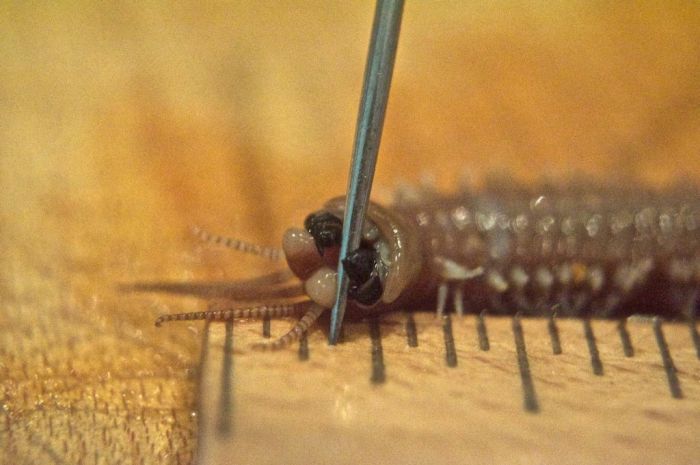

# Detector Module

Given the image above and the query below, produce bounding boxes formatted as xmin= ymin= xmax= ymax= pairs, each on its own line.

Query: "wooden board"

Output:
xmin=2 ymin=2 xmax=700 ymax=464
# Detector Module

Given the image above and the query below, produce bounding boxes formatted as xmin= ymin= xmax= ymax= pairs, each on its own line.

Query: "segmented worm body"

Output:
xmin=154 ymin=181 xmax=700 ymax=349
xmin=391 ymin=182 xmax=699 ymax=320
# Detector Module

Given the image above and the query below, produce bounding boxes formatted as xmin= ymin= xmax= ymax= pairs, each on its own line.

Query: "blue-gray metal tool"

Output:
xmin=329 ymin=0 xmax=404 ymax=345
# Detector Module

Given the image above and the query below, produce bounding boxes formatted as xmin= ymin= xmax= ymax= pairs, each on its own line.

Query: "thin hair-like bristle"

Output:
xmin=192 ymin=225 xmax=283 ymax=261
xmin=251 ymin=303 xmax=326 ymax=351
xmin=154 ymin=301 xmax=310 ymax=327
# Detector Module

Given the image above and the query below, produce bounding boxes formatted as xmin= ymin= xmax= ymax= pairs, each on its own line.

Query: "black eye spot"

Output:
xmin=304 ymin=211 xmax=342 ymax=255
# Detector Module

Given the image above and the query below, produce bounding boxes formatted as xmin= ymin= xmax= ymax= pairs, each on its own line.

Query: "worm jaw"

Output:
xmin=283 ymin=198 xmax=425 ymax=311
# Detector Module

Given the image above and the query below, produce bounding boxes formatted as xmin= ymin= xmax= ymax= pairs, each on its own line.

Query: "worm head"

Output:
xmin=282 ymin=198 xmax=423 ymax=310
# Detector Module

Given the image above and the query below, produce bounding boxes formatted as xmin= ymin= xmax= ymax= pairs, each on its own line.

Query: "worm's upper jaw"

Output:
xmin=304 ymin=211 xmax=343 ymax=256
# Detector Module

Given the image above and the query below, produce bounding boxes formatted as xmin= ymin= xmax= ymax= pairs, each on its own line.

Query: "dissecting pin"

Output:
xmin=329 ymin=0 xmax=404 ymax=345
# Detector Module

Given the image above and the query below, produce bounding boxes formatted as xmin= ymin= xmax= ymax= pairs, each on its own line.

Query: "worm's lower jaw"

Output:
xmin=348 ymin=272 xmax=383 ymax=306
xmin=342 ymin=247 xmax=376 ymax=282
xmin=342 ymin=246 xmax=385 ymax=307
xmin=304 ymin=266 xmax=338 ymax=308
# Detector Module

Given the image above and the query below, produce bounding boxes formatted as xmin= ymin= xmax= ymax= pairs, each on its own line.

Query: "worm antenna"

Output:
xmin=251 ymin=303 xmax=326 ymax=351
xmin=121 ymin=272 xmax=304 ymax=301
xmin=192 ymin=225 xmax=283 ymax=261
xmin=154 ymin=301 xmax=310 ymax=327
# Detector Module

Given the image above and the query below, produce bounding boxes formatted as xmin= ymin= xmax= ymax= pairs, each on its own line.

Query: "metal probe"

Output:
xmin=328 ymin=0 xmax=404 ymax=345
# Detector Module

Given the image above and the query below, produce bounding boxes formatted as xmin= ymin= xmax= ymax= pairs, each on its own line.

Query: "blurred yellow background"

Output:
xmin=1 ymin=2 xmax=699 ymax=464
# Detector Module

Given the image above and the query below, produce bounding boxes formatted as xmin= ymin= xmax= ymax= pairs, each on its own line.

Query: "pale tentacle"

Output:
xmin=192 ymin=225 xmax=283 ymax=261
xmin=251 ymin=303 xmax=326 ymax=351
xmin=154 ymin=301 xmax=310 ymax=327
xmin=123 ymin=273 xmax=304 ymax=301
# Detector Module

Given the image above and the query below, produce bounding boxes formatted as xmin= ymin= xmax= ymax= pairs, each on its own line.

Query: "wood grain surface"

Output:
xmin=1 ymin=2 xmax=699 ymax=464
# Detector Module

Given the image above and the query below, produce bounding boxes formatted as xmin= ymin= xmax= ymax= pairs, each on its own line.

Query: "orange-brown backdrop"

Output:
xmin=2 ymin=2 xmax=699 ymax=464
